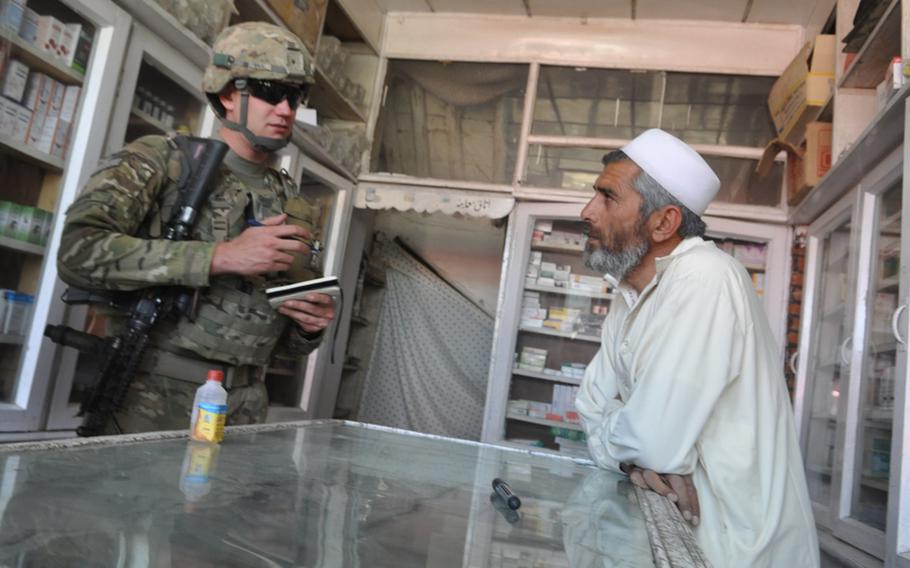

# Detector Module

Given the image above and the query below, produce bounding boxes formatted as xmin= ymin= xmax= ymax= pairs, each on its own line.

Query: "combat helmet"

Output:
xmin=203 ymin=22 xmax=316 ymax=152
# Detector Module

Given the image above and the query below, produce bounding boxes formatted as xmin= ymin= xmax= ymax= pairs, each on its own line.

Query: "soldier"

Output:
xmin=57 ymin=22 xmax=336 ymax=433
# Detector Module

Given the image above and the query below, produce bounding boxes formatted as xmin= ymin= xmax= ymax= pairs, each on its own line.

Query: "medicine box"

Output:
xmin=1 ymin=59 xmax=29 ymax=103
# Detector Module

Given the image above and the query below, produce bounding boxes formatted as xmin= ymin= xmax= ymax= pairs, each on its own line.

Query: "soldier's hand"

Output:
xmin=278 ymin=293 xmax=336 ymax=334
xmin=211 ymin=214 xmax=312 ymax=276
xmin=621 ymin=464 xmax=700 ymax=526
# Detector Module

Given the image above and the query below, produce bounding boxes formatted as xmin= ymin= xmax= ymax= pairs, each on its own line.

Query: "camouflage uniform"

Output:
xmin=57 ymin=23 xmax=321 ymax=433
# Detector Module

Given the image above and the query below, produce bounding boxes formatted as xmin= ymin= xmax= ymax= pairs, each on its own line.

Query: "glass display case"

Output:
xmin=793 ymin=145 xmax=910 ymax=563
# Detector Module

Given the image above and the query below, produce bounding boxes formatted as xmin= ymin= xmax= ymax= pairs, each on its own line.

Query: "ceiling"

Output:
xmin=371 ymin=0 xmax=834 ymax=27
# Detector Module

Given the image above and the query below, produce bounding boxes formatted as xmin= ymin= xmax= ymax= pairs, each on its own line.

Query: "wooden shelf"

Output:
xmin=530 ymin=240 xmax=584 ymax=253
xmin=115 ymin=0 xmax=211 ymax=68
xmin=506 ymin=411 xmax=584 ymax=432
xmin=0 ymin=236 xmax=45 ymax=256
xmin=0 ymin=334 xmax=25 ymax=346
xmin=518 ymin=325 xmax=600 ymax=343
xmin=265 ymin=367 xmax=295 ymax=377
xmin=310 ymin=66 xmax=367 ymax=122
xmin=0 ymin=29 xmax=84 ymax=85
xmin=129 ymin=108 xmax=168 ymax=134
xmin=878 ymin=274 xmax=899 ymax=292
xmin=291 ymin=123 xmax=357 ymax=182
xmin=0 ymin=132 xmax=65 ymax=171
xmin=865 ymin=407 xmax=893 ymax=425
xmin=861 ymin=474 xmax=889 ymax=492
xmin=512 ymin=367 xmax=582 ymax=386
xmin=742 ymin=262 xmax=765 ymax=272
xmin=524 ymin=282 xmax=612 ymax=300
xmin=789 ymin=81 xmax=910 ymax=224
xmin=839 ymin=0 xmax=901 ymax=89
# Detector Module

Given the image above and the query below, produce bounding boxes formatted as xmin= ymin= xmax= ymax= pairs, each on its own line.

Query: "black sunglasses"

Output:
xmin=242 ymin=79 xmax=309 ymax=109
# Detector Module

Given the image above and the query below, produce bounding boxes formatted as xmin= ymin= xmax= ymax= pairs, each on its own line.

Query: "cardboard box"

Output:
xmin=69 ymin=23 xmax=92 ymax=74
xmin=17 ymin=7 xmax=37 ymax=43
xmin=757 ymin=121 xmax=832 ymax=206
xmin=1 ymin=58 xmax=29 ymax=103
xmin=768 ymin=35 xmax=835 ymax=145
xmin=804 ymin=122 xmax=832 ymax=186
xmin=0 ymin=0 xmax=24 ymax=35
xmin=264 ymin=0 xmax=327 ymax=56
xmin=34 ymin=15 xmax=65 ymax=61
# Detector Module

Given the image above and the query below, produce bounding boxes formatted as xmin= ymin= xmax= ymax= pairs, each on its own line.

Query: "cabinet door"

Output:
xmin=0 ymin=0 xmax=130 ymax=433
xmin=794 ymin=189 xmax=858 ymax=529
xmin=44 ymin=20 xmax=205 ymax=431
xmin=888 ymin=110 xmax=910 ymax=568
xmin=482 ymin=202 xmax=604 ymax=457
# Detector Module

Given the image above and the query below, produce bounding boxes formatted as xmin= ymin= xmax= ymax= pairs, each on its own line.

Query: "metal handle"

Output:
xmin=788 ymin=350 xmax=799 ymax=376
xmin=840 ymin=336 xmax=852 ymax=366
xmin=892 ymin=304 xmax=907 ymax=346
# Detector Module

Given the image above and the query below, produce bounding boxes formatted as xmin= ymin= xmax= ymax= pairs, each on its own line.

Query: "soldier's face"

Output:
xmin=222 ymin=87 xmax=295 ymax=140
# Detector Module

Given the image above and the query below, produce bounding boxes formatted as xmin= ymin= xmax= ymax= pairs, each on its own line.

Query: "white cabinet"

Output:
xmin=794 ymin=138 xmax=910 ymax=565
xmin=0 ymin=0 xmax=130 ymax=434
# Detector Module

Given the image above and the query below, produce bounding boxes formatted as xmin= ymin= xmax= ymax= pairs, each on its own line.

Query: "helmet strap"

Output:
xmin=221 ymin=91 xmax=291 ymax=153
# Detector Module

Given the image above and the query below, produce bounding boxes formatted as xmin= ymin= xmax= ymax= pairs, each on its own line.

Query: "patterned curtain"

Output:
xmin=357 ymin=239 xmax=493 ymax=440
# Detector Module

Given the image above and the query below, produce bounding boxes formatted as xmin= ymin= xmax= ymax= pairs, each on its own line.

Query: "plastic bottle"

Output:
xmin=190 ymin=369 xmax=228 ymax=443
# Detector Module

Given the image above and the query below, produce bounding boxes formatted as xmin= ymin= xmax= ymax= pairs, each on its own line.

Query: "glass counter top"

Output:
xmin=0 ymin=420 xmax=698 ymax=567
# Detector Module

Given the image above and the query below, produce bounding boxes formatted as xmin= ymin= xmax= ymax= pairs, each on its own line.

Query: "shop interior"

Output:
xmin=0 ymin=0 xmax=908 ymax=566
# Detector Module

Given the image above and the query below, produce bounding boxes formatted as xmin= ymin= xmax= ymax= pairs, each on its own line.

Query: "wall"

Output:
xmin=373 ymin=209 xmax=507 ymax=315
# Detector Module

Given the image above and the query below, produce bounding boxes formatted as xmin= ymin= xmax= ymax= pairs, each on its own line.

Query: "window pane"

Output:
xmin=372 ymin=60 xmax=527 ymax=184
xmin=524 ymin=145 xmax=782 ymax=207
xmin=532 ymin=67 xmax=777 ymax=148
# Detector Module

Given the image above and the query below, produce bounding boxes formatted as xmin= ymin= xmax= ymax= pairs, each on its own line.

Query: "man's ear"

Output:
xmin=649 ymin=205 xmax=683 ymax=243
xmin=218 ymin=88 xmax=237 ymax=115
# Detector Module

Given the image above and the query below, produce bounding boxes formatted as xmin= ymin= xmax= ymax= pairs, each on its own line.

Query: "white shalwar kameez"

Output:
xmin=576 ymin=236 xmax=818 ymax=567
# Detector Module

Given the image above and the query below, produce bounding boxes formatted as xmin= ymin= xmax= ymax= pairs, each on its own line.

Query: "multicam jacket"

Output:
xmin=58 ymin=134 xmax=322 ymax=366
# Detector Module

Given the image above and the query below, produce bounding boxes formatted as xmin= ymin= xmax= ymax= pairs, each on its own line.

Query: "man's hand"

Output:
xmin=211 ymin=214 xmax=312 ymax=276
xmin=621 ymin=463 xmax=700 ymax=526
xmin=278 ymin=293 xmax=336 ymax=334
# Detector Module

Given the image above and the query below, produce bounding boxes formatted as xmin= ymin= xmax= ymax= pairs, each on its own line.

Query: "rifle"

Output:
xmin=45 ymin=136 xmax=229 ymax=437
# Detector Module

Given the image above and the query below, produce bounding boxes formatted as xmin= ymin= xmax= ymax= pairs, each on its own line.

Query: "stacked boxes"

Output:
xmin=517 ymin=345 xmax=547 ymax=372
xmin=3 ymin=0 xmax=93 ymax=73
xmin=0 ymin=200 xmax=52 ymax=245
xmin=519 ymin=291 xmax=546 ymax=328
xmin=531 ymin=220 xmax=585 ymax=250
xmin=506 ymin=385 xmax=580 ymax=424
xmin=0 ymin=60 xmax=80 ymax=157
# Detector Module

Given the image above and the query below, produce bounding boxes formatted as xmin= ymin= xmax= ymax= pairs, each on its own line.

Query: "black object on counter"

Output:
xmin=492 ymin=478 xmax=521 ymax=510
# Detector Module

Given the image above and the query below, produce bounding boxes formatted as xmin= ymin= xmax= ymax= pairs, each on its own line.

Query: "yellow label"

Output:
xmin=192 ymin=403 xmax=227 ymax=443
xmin=187 ymin=444 xmax=218 ymax=477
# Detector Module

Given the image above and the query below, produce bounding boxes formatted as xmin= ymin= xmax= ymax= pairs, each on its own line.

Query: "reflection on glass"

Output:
xmin=532 ymin=66 xmax=776 ymax=147
xmin=851 ymin=182 xmax=901 ymax=530
xmin=804 ymin=217 xmax=852 ymax=506
xmin=0 ymin=422 xmax=667 ymax=567
xmin=524 ymin=145 xmax=783 ymax=207
xmin=372 ymin=60 xmax=527 ymax=184
xmin=507 ymin=219 xmax=606 ymax=457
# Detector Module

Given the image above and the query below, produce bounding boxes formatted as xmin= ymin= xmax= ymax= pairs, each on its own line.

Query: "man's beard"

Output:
xmin=583 ymin=222 xmax=650 ymax=282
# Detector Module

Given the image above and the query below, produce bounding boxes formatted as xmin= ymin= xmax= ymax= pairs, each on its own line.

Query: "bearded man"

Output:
xmin=575 ymin=128 xmax=818 ymax=567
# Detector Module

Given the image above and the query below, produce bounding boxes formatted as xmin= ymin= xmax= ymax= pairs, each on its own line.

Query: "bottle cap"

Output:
xmin=207 ymin=369 xmax=224 ymax=382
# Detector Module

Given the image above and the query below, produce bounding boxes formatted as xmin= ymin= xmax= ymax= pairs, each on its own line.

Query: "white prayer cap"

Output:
xmin=621 ymin=129 xmax=720 ymax=216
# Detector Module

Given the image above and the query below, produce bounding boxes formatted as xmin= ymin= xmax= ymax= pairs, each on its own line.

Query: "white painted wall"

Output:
xmin=373 ymin=210 xmax=507 ymax=314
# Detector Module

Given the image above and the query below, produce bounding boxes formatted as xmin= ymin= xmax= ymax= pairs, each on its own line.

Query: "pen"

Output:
xmin=492 ymin=478 xmax=521 ymax=510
